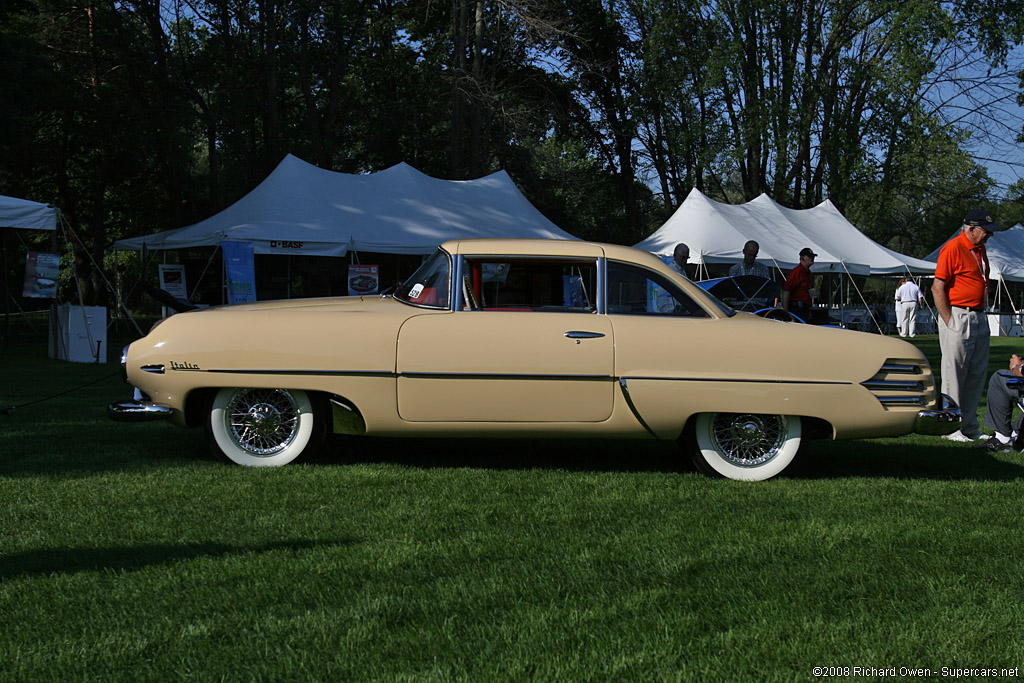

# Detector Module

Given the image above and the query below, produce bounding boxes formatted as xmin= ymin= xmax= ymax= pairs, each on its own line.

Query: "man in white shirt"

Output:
xmin=895 ymin=277 xmax=925 ymax=337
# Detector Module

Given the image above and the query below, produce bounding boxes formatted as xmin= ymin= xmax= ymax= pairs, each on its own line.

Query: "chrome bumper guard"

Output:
xmin=107 ymin=400 xmax=174 ymax=422
xmin=107 ymin=387 xmax=174 ymax=422
xmin=914 ymin=394 xmax=961 ymax=436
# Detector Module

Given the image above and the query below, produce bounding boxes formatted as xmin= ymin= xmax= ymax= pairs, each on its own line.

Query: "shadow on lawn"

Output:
xmin=799 ymin=438 xmax=1024 ymax=481
xmin=316 ymin=434 xmax=1024 ymax=481
xmin=315 ymin=434 xmax=698 ymax=474
xmin=0 ymin=538 xmax=354 ymax=581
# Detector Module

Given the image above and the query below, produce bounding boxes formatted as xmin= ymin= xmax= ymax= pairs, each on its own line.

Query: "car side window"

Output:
xmin=394 ymin=249 xmax=451 ymax=309
xmin=460 ymin=258 xmax=597 ymax=312
xmin=606 ymin=261 xmax=709 ymax=317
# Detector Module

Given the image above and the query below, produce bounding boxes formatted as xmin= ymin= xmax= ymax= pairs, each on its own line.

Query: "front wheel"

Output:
xmin=688 ymin=413 xmax=802 ymax=481
xmin=206 ymin=388 xmax=325 ymax=467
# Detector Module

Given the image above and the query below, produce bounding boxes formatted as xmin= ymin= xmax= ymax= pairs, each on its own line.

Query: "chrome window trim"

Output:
xmin=452 ymin=252 xmax=465 ymax=312
xmin=604 ymin=259 xmax=722 ymax=318
xmin=454 ymin=254 xmax=601 ymax=313
xmin=393 ymin=248 xmax=453 ymax=311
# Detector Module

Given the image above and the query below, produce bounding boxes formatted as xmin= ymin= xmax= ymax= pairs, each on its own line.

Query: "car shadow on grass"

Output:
xmin=798 ymin=437 xmax=1024 ymax=481
xmin=0 ymin=539 xmax=355 ymax=581
xmin=313 ymin=434 xmax=1024 ymax=481
xmin=311 ymin=434 xmax=697 ymax=475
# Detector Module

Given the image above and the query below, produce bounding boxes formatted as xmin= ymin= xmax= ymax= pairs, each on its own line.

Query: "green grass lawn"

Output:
xmin=2 ymin=322 xmax=1024 ymax=680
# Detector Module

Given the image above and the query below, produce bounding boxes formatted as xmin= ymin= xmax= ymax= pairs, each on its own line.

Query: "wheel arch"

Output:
xmin=184 ymin=386 xmax=364 ymax=436
xmin=677 ymin=413 xmax=833 ymax=444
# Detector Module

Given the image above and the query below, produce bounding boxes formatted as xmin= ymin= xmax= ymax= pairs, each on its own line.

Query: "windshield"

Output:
xmin=394 ymin=249 xmax=451 ymax=309
xmin=697 ymin=285 xmax=737 ymax=317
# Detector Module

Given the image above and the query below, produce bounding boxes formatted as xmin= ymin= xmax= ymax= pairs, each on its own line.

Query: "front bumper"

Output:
xmin=107 ymin=388 xmax=174 ymax=422
xmin=914 ymin=394 xmax=960 ymax=436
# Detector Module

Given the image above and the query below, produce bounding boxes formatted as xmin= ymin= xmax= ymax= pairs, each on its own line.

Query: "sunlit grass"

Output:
xmin=2 ymin=325 xmax=1024 ymax=680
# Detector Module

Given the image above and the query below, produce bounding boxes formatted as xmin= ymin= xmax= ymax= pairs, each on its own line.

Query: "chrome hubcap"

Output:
xmin=225 ymin=389 xmax=300 ymax=456
xmin=711 ymin=413 xmax=786 ymax=467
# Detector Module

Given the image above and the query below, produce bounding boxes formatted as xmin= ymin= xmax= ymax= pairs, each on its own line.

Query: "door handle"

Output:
xmin=564 ymin=331 xmax=605 ymax=339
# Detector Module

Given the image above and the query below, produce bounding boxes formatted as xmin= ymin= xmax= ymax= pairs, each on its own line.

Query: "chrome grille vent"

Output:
xmin=861 ymin=358 xmax=935 ymax=407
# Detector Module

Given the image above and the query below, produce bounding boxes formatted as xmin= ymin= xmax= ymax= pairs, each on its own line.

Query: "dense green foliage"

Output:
xmin=4 ymin=324 xmax=1024 ymax=679
xmin=1 ymin=0 xmax=1023 ymax=303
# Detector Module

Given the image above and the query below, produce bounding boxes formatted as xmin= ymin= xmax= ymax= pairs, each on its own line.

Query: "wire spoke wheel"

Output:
xmin=225 ymin=389 xmax=301 ymax=456
xmin=207 ymin=388 xmax=322 ymax=467
xmin=710 ymin=413 xmax=787 ymax=467
xmin=689 ymin=412 xmax=802 ymax=481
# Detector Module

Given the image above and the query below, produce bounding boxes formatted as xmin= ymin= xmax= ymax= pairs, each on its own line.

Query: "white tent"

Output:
xmin=115 ymin=154 xmax=577 ymax=256
xmin=764 ymin=196 xmax=936 ymax=275
xmin=925 ymin=224 xmax=1024 ymax=283
xmin=0 ymin=195 xmax=58 ymax=231
xmin=634 ymin=188 xmax=933 ymax=276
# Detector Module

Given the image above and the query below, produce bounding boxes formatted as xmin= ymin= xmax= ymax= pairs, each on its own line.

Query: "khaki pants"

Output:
xmin=898 ymin=301 xmax=919 ymax=337
xmin=938 ymin=308 xmax=990 ymax=437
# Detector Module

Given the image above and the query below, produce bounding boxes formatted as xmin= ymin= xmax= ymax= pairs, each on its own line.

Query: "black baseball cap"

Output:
xmin=965 ymin=209 xmax=1006 ymax=232
xmin=799 ymin=247 xmax=817 ymax=258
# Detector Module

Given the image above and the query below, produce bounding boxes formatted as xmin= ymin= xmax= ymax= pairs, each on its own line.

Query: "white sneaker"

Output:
xmin=944 ymin=430 xmax=979 ymax=442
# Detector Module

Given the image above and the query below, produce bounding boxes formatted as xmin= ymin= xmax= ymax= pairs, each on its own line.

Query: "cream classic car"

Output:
xmin=108 ymin=239 xmax=960 ymax=480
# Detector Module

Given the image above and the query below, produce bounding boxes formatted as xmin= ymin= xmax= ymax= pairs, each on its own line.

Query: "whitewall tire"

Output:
xmin=690 ymin=413 xmax=802 ymax=481
xmin=207 ymin=388 xmax=323 ymax=467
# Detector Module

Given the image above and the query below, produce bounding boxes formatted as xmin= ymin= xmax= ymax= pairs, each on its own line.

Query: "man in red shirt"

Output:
xmin=781 ymin=247 xmax=816 ymax=320
xmin=932 ymin=209 xmax=1006 ymax=442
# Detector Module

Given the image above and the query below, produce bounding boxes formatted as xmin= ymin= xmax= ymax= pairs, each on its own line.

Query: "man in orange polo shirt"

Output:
xmin=932 ymin=209 xmax=1007 ymax=441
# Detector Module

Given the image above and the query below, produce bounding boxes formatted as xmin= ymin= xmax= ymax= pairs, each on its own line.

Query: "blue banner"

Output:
xmin=222 ymin=241 xmax=257 ymax=304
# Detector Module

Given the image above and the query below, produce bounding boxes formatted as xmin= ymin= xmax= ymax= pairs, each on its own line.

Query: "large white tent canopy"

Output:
xmin=925 ymin=224 xmax=1024 ymax=283
xmin=115 ymin=154 xmax=577 ymax=256
xmin=634 ymin=188 xmax=935 ymax=276
xmin=0 ymin=195 xmax=58 ymax=231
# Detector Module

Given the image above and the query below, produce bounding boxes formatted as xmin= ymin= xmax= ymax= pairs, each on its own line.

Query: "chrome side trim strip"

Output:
xmin=399 ymin=372 xmax=611 ymax=381
xmin=618 ymin=378 xmax=658 ymax=438
xmin=141 ymin=364 xmax=165 ymax=374
xmin=207 ymin=369 xmax=394 ymax=377
xmin=156 ymin=367 xmax=853 ymax=387
xmin=619 ymin=376 xmax=851 ymax=386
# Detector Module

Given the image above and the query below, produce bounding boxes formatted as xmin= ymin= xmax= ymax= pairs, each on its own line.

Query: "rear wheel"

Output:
xmin=688 ymin=412 xmax=802 ymax=481
xmin=207 ymin=388 xmax=325 ymax=467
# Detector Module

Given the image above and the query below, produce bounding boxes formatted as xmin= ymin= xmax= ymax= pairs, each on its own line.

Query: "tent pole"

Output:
xmin=2 ymin=227 xmax=9 ymax=344
xmin=842 ymin=263 xmax=883 ymax=334
xmin=61 ymin=215 xmax=143 ymax=336
xmin=998 ymin=275 xmax=1016 ymax=336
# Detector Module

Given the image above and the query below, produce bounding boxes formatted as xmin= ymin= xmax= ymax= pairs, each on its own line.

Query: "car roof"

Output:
xmin=439 ymin=238 xmax=664 ymax=268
